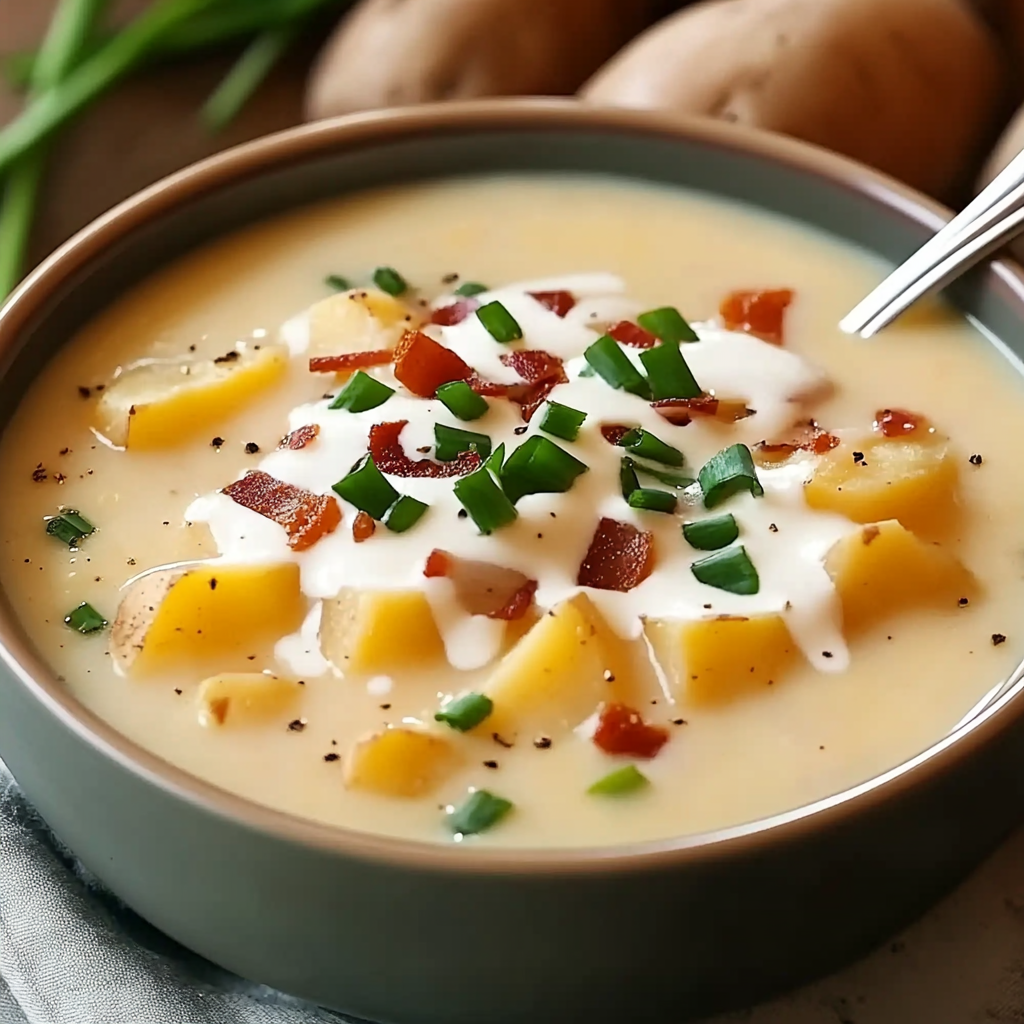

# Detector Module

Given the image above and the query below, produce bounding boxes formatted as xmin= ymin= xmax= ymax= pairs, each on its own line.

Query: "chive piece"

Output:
xmin=627 ymin=488 xmax=677 ymax=514
xmin=373 ymin=266 xmax=407 ymax=296
xmin=454 ymin=281 xmax=488 ymax=297
xmin=683 ymin=513 xmax=739 ymax=551
xmin=329 ymin=371 xmax=394 ymax=413
xmin=435 ymin=423 xmax=492 ymax=462
xmin=691 ymin=545 xmax=760 ymax=595
xmin=325 ymin=274 xmax=350 ymax=292
xmin=539 ymin=400 xmax=587 ymax=442
xmin=620 ymin=428 xmax=684 ymax=467
xmin=332 ymin=454 xmax=399 ymax=520
xmin=500 ymin=435 xmax=588 ymax=504
xmin=384 ymin=495 xmax=428 ymax=533
xmin=454 ymin=468 xmax=518 ymax=534
xmin=698 ymin=444 xmax=764 ymax=509
xmin=435 ymin=692 xmax=494 ymax=732
xmin=46 ymin=510 xmax=94 ymax=546
xmin=620 ymin=456 xmax=640 ymax=499
xmin=583 ymin=335 xmax=652 ymax=399
xmin=588 ymin=764 xmax=649 ymax=796
xmin=64 ymin=601 xmax=106 ymax=634
xmin=476 ymin=301 xmax=522 ymax=343
xmin=449 ymin=789 xmax=513 ymax=835
xmin=436 ymin=380 xmax=488 ymax=421
xmin=635 ymin=463 xmax=695 ymax=490
xmin=483 ymin=442 xmax=505 ymax=476
xmin=639 ymin=342 xmax=701 ymax=400
xmin=637 ymin=306 xmax=698 ymax=344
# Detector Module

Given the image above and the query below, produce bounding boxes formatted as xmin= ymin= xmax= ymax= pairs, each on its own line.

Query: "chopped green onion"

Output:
xmin=384 ymin=495 xmax=428 ymax=533
xmin=639 ymin=342 xmax=701 ymax=400
xmin=46 ymin=510 xmax=94 ymax=546
xmin=588 ymin=764 xmax=649 ymax=796
xmin=620 ymin=428 xmax=684 ymax=467
xmin=483 ymin=442 xmax=505 ymax=476
xmin=683 ymin=514 xmax=739 ymax=551
xmin=454 ymin=281 xmax=488 ymax=297
xmin=476 ymin=301 xmax=522 ymax=343
xmin=449 ymin=789 xmax=513 ymax=835
xmin=436 ymin=380 xmax=488 ymax=421
xmin=635 ymin=463 xmax=695 ymax=490
xmin=620 ymin=456 xmax=640 ymax=499
xmin=332 ymin=454 xmax=399 ymax=520
xmin=434 ymin=423 xmax=492 ymax=462
xmin=373 ymin=266 xmax=407 ymax=296
xmin=583 ymin=335 xmax=652 ymax=400
xmin=454 ymin=467 xmax=518 ymax=534
xmin=64 ymin=601 xmax=106 ymax=634
xmin=627 ymin=488 xmax=677 ymax=514
xmin=539 ymin=400 xmax=587 ymax=442
xmin=329 ymin=371 xmax=394 ymax=413
xmin=500 ymin=435 xmax=588 ymax=504
xmin=637 ymin=306 xmax=698 ymax=344
xmin=698 ymin=444 xmax=764 ymax=509
xmin=325 ymin=274 xmax=350 ymax=292
xmin=691 ymin=545 xmax=760 ymax=595
xmin=435 ymin=692 xmax=493 ymax=732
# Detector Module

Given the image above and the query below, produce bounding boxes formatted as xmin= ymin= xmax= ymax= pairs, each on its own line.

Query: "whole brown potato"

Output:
xmin=305 ymin=0 xmax=660 ymax=121
xmin=580 ymin=0 xmax=1008 ymax=202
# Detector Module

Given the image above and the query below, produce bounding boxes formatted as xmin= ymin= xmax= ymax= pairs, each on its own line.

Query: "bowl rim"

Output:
xmin=2 ymin=97 xmax=1024 ymax=876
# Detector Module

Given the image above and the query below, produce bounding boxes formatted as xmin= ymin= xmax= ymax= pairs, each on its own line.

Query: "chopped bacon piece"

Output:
xmin=352 ymin=510 xmax=375 ymax=543
xmin=369 ymin=420 xmax=480 ymax=478
xmin=279 ymin=424 xmax=320 ymax=450
xmin=309 ymin=350 xmax=392 ymax=374
xmin=431 ymin=299 xmax=477 ymax=326
xmin=423 ymin=549 xmax=538 ymax=620
xmin=600 ymin=423 xmax=633 ymax=446
xmin=593 ymin=702 xmax=669 ymax=759
xmin=222 ymin=470 xmax=341 ymax=551
xmin=392 ymin=329 xmax=473 ymax=397
xmin=753 ymin=421 xmax=840 ymax=465
xmin=465 ymin=350 xmax=568 ymax=422
xmin=720 ymin=288 xmax=794 ymax=345
xmin=501 ymin=349 xmax=566 ymax=385
xmin=875 ymin=408 xmax=924 ymax=437
xmin=607 ymin=320 xmax=658 ymax=348
xmin=577 ymin=517 xmax=654 ymax=592
xmin=529 ymin=290 xmax=576 ymax=317
xmin=463 ymin=373 xmax=507 ymax=397
xmin=652 ymin=395 xmax=753 ymax=426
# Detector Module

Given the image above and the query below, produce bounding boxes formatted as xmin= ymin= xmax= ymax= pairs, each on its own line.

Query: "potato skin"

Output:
xmin=581 ymin=0 xmax=1008 ymax=201
xmin=305 ymin=0 xmax=658 ymax=120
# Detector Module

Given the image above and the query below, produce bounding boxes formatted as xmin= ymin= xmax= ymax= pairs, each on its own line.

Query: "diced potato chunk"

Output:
xmin=344 ymin=728 xmax=458 ymax=797
xmin=805 ymin=434 xmax=957 ymax=536
xmin=111 ymin=562 xmax=304 ymax=674
xmin=825 ymin=520 xmax=974 ymax=631
xmin=320 ymin=588 xmax=445 ymax=674
xmin=96 ymin=344 xmax=287 ymax=448
xmin=196 ymin=673 xmax=299 ymax=728
xmin=308 ymin=288 xmax=417 ymax=363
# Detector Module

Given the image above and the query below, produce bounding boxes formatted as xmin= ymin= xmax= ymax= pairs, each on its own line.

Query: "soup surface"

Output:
xmin=1 ymin=175 xmax=1022 ymax=849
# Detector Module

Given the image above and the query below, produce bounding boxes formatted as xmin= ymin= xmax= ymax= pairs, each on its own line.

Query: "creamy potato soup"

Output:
xmin=2 ymin=176 xmax=1022 ymax=848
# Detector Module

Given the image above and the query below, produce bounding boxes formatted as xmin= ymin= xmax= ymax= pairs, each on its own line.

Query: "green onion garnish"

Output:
xmin=500 ymin=435 xmax=588 ymax=504
xmin=449 ymin=789 xmax=513 ymax=835
xmin=691 ymin=545 xmax=760 ymax=595
xmin=627 ymin=488 xmax=677 ymax=514
xmin=46 ymin=510 xmax=94 ymax=547
xmin=635 ymin=464 xmax=695 ymax=490
xmin=454 ymin=467 xmax=518 ymax=534
xmin=434 ymin=423 xmax=492 ymax=462
xmin=583 ymin=335 xmax=652 ymax=400
xmin=620 ymin=456 xmax=640 ymax=499
xmin=64 ymin=601 xmax=106 ymax=634
xmin=332 ymin=454 xmax=400 ymax=520
xmin=620 ymin=428 xmax=684 ymax=467
xmin=588 ymin=764 xmax=649 ymax=796
xmin=384 ymin=495 xmax=428 ymax=533
xmin=325 ymin=274 xmax=350 ymax=292
xmin=539 ymin=400 xmax=587 ymax=442
xmin=373 ymin=266 xmax=407 ymax=296
xmin=637 ymin=306 xmax=698 ymax=344
xmin=476 ymin=301 xmax=522 ymax=343
xmin=436 ymin=380 xmax=488 ymax=421
xmin=454 ymin=281 xmax=488 ymax=297
xmin=329 ymin=371 xmax=394 ymax=413
xmin=683 ymin=513 xmax=739 ymax=550
xmin=483 ymin=442 xmax=505 ymax=476
xmin=435 ymin=692 xmax=493 ymax=732
xmin=638 ymin=342 xmax=701 ymax=400
xmin=698 ymin=444 xmax=764 ymax=509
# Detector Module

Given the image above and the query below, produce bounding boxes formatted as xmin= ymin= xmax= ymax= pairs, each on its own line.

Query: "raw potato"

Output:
xmin=308 ymin=288 xmax=418 ymax=365
xmin=305 ymin=0 xmax=658 ymax=120
xmin=581 ymin=0 xmax=1008 ymax=201
xmin=344 ymin=727 xmax=459 ymax=797
xmin=196 ymin=673 xmax=300 ymax=728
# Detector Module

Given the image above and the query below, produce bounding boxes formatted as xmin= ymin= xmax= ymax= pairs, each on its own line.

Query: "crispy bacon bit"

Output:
xmin=352 ymin=510 xmax=375 ymax=543
xmin=720 ymin=288 xmax=794 ymax=344
xmin=279 ymin=424 xmax=320 ymax=451
xmin=369 ymin=420 xmax=480 ymax=478
xmin=424 ymin=548 xmax=537 ymax=619
xmin=600 ymin=423 xmax=633 ymax=445
xmin=593 ymin=702 xmax=669 ymax=759
xmin=222 ymin=470 xmax=341 ymax=551
xmin=392 ymin=329 xmax=473 ymax=397
xmin=529 ymin=290 xmax=576 ymax=317
xmin=608 ymin=320 xmax=658 ymax=348
xmin=577 ymin=517 xmax=654 ymax=592
xmin=309 ymin=350 xmax=392 ymax=374
xmin=431 ymin=299 xmax=478 ymax=326
xmin=465 ymin=350 xmax=568 ymax=422
xmin=651 ymin=395 xmax=753 ymax=427
xmin=502 ymin=349 xmax=565 ymax=385
xmin=875 ymin=408 xmax=924 ymax=437
xmin=753 ymin=421 xmax=839 ymax=465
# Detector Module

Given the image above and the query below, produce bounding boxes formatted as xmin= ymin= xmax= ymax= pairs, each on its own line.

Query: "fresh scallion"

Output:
xmin=325 ymin=274 xmax=350 ymax=292
xmin=538 ymin=400 xmax=587 ymax=442
xmin=476 ymin=301 xmax=522 ymax=343
xmin=332 ymin=454 xmax=399 ymax=520
xmin=627 ymin=487 xmax=677 ymax=514
xmin=638 ymin=341 xmax=701 ymax=400
xmin=454 ymin=281 xmax=488 ymax=297
xmin=436 ymin=380 xmax=488 ymax=421
xmin=698 ymin=444 xmax=764 ymax=509
xmin=46 ymin=510 xmax=94 ymax=546
xmin=499 ymin=435 xmax=588 ymax=504
xmin=453 ymin=467 xmax=518 ymax=534
xmin=435 ymin=692 xmax=493 ymax=732
xmin=635 ymin=463 xmax=695 ymax=490
xmin=620 ymin=456 xmax=640 ymax=499
xmin=637 ymin=306 xmax=698 ymax=344
xmin=682 ymin=513 xmax=739 ymax=551
xmin=329 ymin=370 xmax=394 ymax=413
xmin=583 ymin=335 xmax=652 ymax=400
xmin=64 ymin=601 xmax=106 ymax=634
xmin=620 ymin=428 xmax=684 ymax=467
xmin=383 ymin=495 xmax=428 ymax=533
xmin=449 ymin=789 xmax=513 ymax=835
xmin=588 ymin=764 xmax=649 ymax=796
xmin=691 ymin=545 xmax=760 ymax=595
xmin=434 ymin=423 xmax=492 ymax=462
xmin=373 ymin=266 xmax=407 ymax=296
xmin=483 ymin=442 xmax=505 ymax=476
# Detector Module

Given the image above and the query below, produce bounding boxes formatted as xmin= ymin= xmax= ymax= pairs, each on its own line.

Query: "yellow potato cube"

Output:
xmin=96 ymin=344 xmax=288 ymax=449
xmin=196 ymin=673 xmax=299 ymax=728
xmin=344 ymin=728 xmax=458 ymax=798
xmin=308 ymin=288 xmax=417 ymax=366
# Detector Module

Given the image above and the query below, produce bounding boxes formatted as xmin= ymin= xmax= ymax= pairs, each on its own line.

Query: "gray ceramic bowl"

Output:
xmin=2 ymin=101 xmax=1024 ymax=1024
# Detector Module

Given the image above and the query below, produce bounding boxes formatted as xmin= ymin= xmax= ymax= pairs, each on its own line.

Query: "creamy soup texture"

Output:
xmin=1 ymin=175 xmax=1022 ymax=849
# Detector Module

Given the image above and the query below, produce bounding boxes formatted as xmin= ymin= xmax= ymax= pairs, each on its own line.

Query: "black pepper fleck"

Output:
xmin=993 ymin=633 xmax=1007 ymax=646
xmin=483 ymin=760 xmax=499 ymax=769
xmin=852 ymin=451 xmax=865 ymax=464
xmin=211 ymin=437 xmax=225 ymax=448
xmin=442 ymin=272 xmax=459 ymax=284
xmin=77 ymin=386 xmax=91 ymax=399
xmin=244 ymin=442 xmax=260 ymax=454
xmin=214 ymin=350 xmax=240 ymax=364
xmin=959 ymin=597 xmax=969 ymax=607
xmin=379 ymin=703 xmax=391 ymax=710
xmin=822 ymin=651 xmax=834 ymax=658
xmin=513 ymin=426 xmax=528 ymax=435
xmin=31 ymin=465 xmax=46 ymax=482
xmin=323 ymin=752 xmax=340 ymax=763
xmin=173 ymin=688 xmax=182 ymax=695
xmin=603 ymin=670 xmax=616 ymax=682
xmin=58 ymin=447 xmax=70 ymax=456
xmin=533 ymin=736 xmax=552 ymax=749
xmin=969 ymin=454 xmax=983 ymax=466
xmin=672 ymin=718 xmax=687 ymax=726
xmin=492 ymin=732 xmax=514 ymax=748
xmin=209 ymin=578 xmax=218 ymax=590
xmin=457 ymin=509 xmax=468 ymax=519
xmin=768 ymin=523 xmax=778 ymax=533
